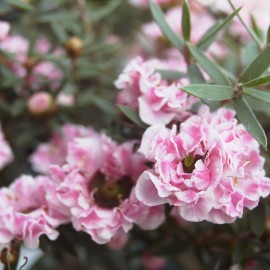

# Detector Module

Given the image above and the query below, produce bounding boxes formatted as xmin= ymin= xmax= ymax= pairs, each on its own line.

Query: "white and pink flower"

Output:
xmin=29 ymin=124 xmax=97 ymax=174
xmin=0 ymin=175 xmax=61 ymax=249
xmin=46 ymin=133 xmax=165 ymax=244
xmin=135 ymin=105 xmax=270 ymax=223
xmin=115 ymin=56 xmax=196 ymax=125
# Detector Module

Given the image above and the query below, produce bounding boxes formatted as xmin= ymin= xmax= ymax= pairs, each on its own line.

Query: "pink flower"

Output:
xmin=56 ymin=92 xmax=75 ymax=107
xmin=115 ymin=57 xmax=196 ymax=125
xmin=135 ymin=105 xmax=270 ymax=223
xmin=0 ymin=175 xmax=60 ymax=249
xmin=196 ymin=0 xmax=270 ymax=40
xmin=47 ymin=133 xmax=165 ymax=244
xmin=142 ymin=6 xmax=214 ymax=44
xmin=27 ymin=92 xmax=54 ymax=115
xmin=0 ymin=126 xmax=13 ymax=170
xmin=29 ymin=124 xmax=97 ymax=174
xmin=0 ymin=21 xmax=10 ymax=42
xmin=0 ymin=35 xmax=63 ymax=90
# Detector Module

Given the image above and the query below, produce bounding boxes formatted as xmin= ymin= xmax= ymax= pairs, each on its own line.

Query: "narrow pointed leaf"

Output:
xmin=197 ymin=8 xmax=241 ymax=50
xmin=155 ymin=69 xmax=186 ymax=80
xmin=239 ymin=44 xmax=270 ymax=83
xmin=241 ymin=75 xmax=270 ymax=87
xmin=188 ymin=64 xmax=206 ymax=84
xmin=118 ymin=105 xmax=147 ymax=128
xmin=267 ymin=25 xmax=270 ymax=45
xmin=233 ymin=97 xmax=267 ymax=148
xmin=244 ymin=88 xmax=270 ymax=104
xmin=186 ymin=43 xmax=230 ymax=85
xmin=182 ymin=0 xmax=191 ymax=41
xmin=4 ymin=0 xmax=33 ymax=10
xmin=249 ymin=201 xmax=266 ymax=237
xmin=149 ymin=0 xmax=184 ymax=50
xmin=181 ymin=84 xmax=233 ymax=100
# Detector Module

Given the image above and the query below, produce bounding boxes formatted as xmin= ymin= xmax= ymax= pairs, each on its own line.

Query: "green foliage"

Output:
xmin=186 ymin=43 xmax=230 ymax=85
xmin=233 ymin=97 xmax=267 ymax=148
xmin=149 ymin=0 xmax=184 ymax=50
xmin=197 ymin=8 xmax=241 ymax=51
xmin=181 ymin=0 xmax=191 ymax=42
xmin=239 ymin=45 xmax=270 ymax=83
xmin=181 ymin=84 xmax=234 ymax=101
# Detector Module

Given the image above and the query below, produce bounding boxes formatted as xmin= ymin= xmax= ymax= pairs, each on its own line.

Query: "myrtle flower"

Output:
xmin=0 ymin=175 xmax=61 ymax=249
xmin=46 ymin=133 xmax=165 ymax=244
xmin=136 ymin=105 xmax=270 ymax=223
xmin=29 ymin=124 xmax=97 ymax=174
xmin=114 ymin=56 xmax=196 ymax=125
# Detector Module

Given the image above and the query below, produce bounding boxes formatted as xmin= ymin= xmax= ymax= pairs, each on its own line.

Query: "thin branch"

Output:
xmin=77 ymin=0 xmax=91 ymax=36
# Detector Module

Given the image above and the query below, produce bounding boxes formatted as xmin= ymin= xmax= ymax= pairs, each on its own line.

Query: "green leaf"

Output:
xmin=186 ymin=43 xmax=230 ymax=85
xmin=149 ymin=0 xmax=184 ymax=50
xmin=117 ymin=105 xmax=147 ymax=128
xmin=4 ymin=0 xmax=33 ymax=10
xmin=51 ymin=23 xmax=67 ymax=43
xmin=232 ymin=97 xmax=267 ymax=148
xmin=181 ymin=84 xmax=234 ymax=100
xmin=232 ymin=239 xmax=250 ymax=264
xmin=239 ymin=44 xmax=270 ymax=83
xmin=188 ymin=64 xmax=206 ymax=84
xmin=249 ymin=201 xmax=266 ymax=237
xmin=241 ymin=75 xmax=270 ymax=88
xmin=90 ymin=0 xmax=121 ymax=22
xmin=197 ymin=8 xmax=241 ymax=50
xmin=182 ymin=0 xmax=191 ymax=41
xmin=267 ymin=25 xmax=270 ymax=45
xmin=155 ymin=69 xmax=186 ymax=80
xmin=244 ymin=88 xmax=270 ymax=104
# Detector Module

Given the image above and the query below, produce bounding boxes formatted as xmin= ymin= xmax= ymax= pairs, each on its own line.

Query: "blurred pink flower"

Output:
xmin=115 ymin=56 xmax=196 ymax=125
xmin=142 ymin=6 xmax=214 ymax=44
xmin=0 ymin=126 xmax=13 ymax=170
xmin=29 ymin=124 xmax=96 ymax=174
xmin=197 ymin=0 xmax=270 ymax=40
xmin=0 ymin=35 xmax=63 ymax=90
xmin=56 ymin=92 xmax=75 ymax=107
xmin=0 ymin=175 xmax=60 ymax=249
xmin=0 ymin=21 xmax=10 ymax=42
xmin=27 ymin=92 xmax=54 ymax=115
xmin=136 ymin=105 xmax=270 ymax=223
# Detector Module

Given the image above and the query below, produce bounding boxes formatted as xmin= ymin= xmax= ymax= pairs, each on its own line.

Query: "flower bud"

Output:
xmin=27 ymin=92 xmax=56 ymax=115
xmin=0 ymin=247 xmax=19 ymax=266
xmin=65 ymin=36 xmax=83 ymax=58
xmin=23 ymin=57 xmax=38 ymax=72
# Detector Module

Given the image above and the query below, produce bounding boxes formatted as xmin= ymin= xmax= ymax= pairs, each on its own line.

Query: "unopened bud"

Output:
xmin=27 ymin=92 xmax=56 ymax=116
xmin=65 ymin=36 xmax=83 ymax=58
xmin=23 ymin=57 xmax=38 ymax=72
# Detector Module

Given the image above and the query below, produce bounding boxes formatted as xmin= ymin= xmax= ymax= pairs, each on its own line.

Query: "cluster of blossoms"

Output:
xmin=0 ymin=21 xmax=74 ymax=114
xmin=0 ymin=2 xmax=270 ymax=266
xmin=0 ymin=23 xmax=63 ymax=91
xmin=0 ymin=124 xmax=165 ymax=250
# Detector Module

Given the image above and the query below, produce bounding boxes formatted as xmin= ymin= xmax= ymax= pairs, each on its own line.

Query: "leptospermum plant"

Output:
xmin=1 ymin=0 xmax=270 ymax=269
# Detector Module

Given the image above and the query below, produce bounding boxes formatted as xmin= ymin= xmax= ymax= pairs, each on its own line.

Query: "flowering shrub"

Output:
xmin=1 ymin=0 xmax=270 ymax=269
